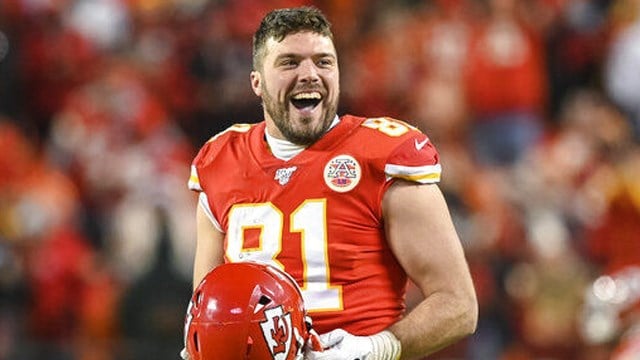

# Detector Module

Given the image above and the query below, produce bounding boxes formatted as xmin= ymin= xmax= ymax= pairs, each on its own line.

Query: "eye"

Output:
xmin=279 ymin=58 xmax=298 ymax=67
xmin=317 ymin=58 xmax=334 ymax=67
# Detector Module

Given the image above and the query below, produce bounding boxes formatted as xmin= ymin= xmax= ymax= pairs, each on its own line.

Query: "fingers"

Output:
xmin=305 ymin=347 xmax=357 ymax=360
xmin=304 ymin=328 xmax=372 ymax=360
xmin=304 ymin=329 xmax=347 ymax=360
xmin=308 ymin=331 xmax=324 ymax=352
xmin=318 ymin=328 xmax=348 ymax=348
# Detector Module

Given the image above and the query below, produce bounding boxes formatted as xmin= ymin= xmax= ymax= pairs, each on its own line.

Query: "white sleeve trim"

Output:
xmin=188 ymin=164 xmax=202 ymax=191
xmin=384 ymin=163 xmax=442 ymax=184
xmin=198 ymin=192 xmax=223 ymax=233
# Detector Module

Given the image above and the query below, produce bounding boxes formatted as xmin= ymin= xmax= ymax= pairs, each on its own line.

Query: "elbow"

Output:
xmin=465 ymin=306 xmax=479 ymax=337
xmin=461 ymin=290 xmax=479 ymax=337
xmin=448 ymin=284 xmax=478 ymax=339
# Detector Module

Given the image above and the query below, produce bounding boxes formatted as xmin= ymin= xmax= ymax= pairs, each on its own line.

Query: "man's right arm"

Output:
xmin=182 ymin=203 xmax=225 ymax=360
xmin=192 ymin=202 xmax=225 ymax=290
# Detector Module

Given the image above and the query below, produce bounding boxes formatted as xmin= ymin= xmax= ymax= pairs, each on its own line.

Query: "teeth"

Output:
xmin=292 ymin=92 xmax=321 ymax=100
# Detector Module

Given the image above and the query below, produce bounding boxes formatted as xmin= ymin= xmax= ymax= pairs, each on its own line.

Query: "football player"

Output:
xmin=186 ymin=6 xmax=477 ymax=360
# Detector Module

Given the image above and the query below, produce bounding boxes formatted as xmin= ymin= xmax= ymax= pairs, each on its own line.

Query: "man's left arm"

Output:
xmin=305 ymin=181 xmax=478 ymax=360
xmin=384 ymin=180 xmax=478 ymax=359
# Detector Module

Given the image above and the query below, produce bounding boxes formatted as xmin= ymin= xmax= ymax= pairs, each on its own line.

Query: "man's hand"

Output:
xmin=304 ymin=329 xmax=401 ymax=360
xmin=180 ymin=347 xmax=190 ymax=360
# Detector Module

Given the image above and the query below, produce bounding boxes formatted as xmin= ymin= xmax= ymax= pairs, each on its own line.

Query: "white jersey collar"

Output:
xmin=265 ymin=115 xmax=340 ymax=161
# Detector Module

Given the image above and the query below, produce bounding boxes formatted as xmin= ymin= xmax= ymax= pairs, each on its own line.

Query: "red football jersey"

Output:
xmin=188 ymin=115 xmax=441 ymax=335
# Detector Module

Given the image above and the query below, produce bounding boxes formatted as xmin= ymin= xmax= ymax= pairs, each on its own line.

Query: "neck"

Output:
xmin=265 ymin=132 xmax=306 ymax=161
xmin=265 ymin=115 xmax=340 ymax=160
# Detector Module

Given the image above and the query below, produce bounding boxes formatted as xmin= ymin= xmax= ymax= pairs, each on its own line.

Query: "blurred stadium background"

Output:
xmin=1 ymin=0 xmax=639 ymax=359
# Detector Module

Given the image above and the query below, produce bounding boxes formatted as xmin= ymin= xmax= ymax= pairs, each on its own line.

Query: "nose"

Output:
xmin=298 ymin=59 xmax=320 ymax=83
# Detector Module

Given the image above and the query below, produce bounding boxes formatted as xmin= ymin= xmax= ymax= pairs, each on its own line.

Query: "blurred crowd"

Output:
xmin=0 ymin=0 xmax=639 ymax=359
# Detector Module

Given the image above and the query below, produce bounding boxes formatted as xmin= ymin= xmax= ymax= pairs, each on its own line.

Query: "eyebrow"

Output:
xmin=274 ymin=52 xmax=337 ymax=61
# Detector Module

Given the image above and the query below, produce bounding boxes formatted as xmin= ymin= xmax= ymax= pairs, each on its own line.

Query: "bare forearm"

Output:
xmin=390 ymin=290 xmax=478 ymax=359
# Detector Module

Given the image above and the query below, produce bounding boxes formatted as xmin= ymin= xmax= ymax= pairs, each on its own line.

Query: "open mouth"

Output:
xmin=290 ymin=92 xmax=322 ymax=111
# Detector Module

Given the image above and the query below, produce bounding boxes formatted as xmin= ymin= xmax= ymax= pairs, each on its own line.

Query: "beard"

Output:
xmin=261 ymin=84 xmax=337 ymax=146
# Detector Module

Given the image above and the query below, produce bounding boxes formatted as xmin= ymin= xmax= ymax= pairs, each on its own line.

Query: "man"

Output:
xmin=187 ymin=6 xmax=477 ymax=359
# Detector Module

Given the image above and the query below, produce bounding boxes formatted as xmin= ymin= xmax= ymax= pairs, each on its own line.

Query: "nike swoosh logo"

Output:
xmin=414 ymin=138 xmax=429 ymax=151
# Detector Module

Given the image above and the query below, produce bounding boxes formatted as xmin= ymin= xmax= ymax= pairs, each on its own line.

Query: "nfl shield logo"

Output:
xmin=274 ymin=166 xmax=298 ymax=185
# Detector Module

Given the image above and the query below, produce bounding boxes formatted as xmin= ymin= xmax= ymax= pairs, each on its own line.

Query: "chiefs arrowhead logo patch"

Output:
xmin=259 ymin=306 xmax=293 ymax=359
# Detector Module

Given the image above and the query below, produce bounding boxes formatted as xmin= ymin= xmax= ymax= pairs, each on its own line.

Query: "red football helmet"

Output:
xmin=184 ymin=261 xmax=310 ymax=360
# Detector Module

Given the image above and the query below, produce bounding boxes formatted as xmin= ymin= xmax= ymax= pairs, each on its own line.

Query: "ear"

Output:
xmin=250 ymin=71 xmax=262 ymax=97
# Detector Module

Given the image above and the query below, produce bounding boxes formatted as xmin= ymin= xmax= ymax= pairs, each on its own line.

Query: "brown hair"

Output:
xmin=252 ymin=6 xmax=333 ymax=70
